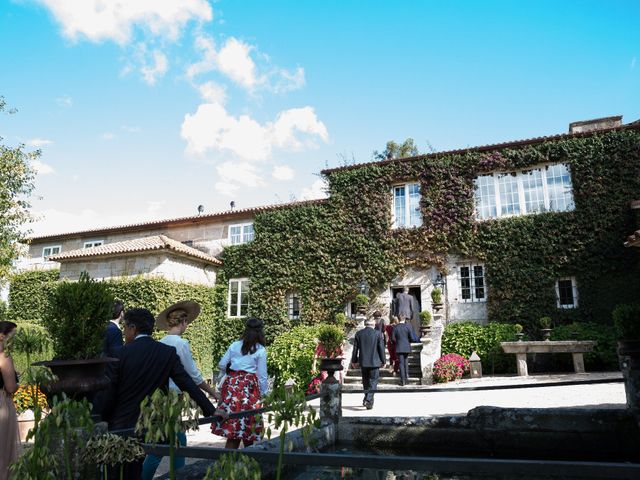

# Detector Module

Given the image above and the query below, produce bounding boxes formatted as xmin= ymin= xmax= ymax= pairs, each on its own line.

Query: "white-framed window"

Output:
xmin=458 ymin=263 xmax=486 ymax=303
xmin=556 ymin=277 xmax=578 ymax=309
xmin=287 ymin=290 xmax=301 ymax=320
xmin=83 ymin=240 xmax=104 ymax=249
xmin=228 ymin=223 xmax=255 ymax=245
xmin=392 ymin=182 xmax=423 ymax=229
xmin=228 ymin=278 xmax=251 ymax=317
xmin=42 ymin=245 xmax=61 ymax=260
xmin=474 ymin=163 xmax=574 ymax=220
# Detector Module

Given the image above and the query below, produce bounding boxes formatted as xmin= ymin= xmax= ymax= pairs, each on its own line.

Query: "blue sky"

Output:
xmin=1 ymin=0 xmax=639 ymax=236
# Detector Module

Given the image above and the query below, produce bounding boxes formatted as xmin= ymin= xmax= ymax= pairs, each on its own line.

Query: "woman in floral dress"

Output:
xmin=212 ymin=317 xmax=269 ymax=448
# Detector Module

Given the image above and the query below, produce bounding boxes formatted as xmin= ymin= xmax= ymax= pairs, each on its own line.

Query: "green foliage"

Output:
xmin=551 ymin=322 xmax=618 ymax=370
xmin=333 ymin=312 xmax=347 ymax=327
xmin=419 ymin=310 xmax=432 ymax=326
xmin=264 ymin=386 xmax=320 ymax=480
xmin=204 ymin=452 xmax=261 ymax=480
xmin=8 ymin=269 xmax=60 ymax=322
xmin=431 ymin=288 xmax=442 ymax=304
xmin=267 ymin=324 xmax=319 ymax=389
xmin=612 ymin=303 xmax=640 ymax=340
xmin=441 ymin=321 xmax=519 ymax=374
xmin=0 ymin=97 xmax=36 ymax=281
xmin=43 ymin=272 xmax=113 ymax=360
xmin=317 ymin=324 xmax=344 ymax=357
xmin=514 ymin=323 xmax=523 ymax=334
xmin=373 ymin=138 xmax=420 ymax=161
xmin=8 ymin=322 xmax=50 ymax=366
xmin=82 ymin=433 xmax=145 ymax=479
xmin=354 ymin=294 xmax=369 ymax=309
xmin=539 ymin=316 xmax=552 ymax=329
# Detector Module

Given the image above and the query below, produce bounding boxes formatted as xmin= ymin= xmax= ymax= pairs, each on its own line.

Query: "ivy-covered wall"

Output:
xmin=223 ymin=128 xmax=640 ymax=331
xmin=8 ymin=271 xmax=240 ymax=376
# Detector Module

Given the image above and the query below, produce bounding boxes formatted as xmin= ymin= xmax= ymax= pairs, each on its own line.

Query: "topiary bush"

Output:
xmin=433 ymin=353 xmax=470 ymax=383
xmin=441 ymin=321 xmax=518 ymax=374
xmin=43 ymin=272 xmax=113 ymax=360
xmin=267 ymin=324 xmax=319 ymax=389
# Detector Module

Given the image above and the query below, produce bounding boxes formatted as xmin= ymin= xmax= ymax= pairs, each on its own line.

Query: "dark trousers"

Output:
xmin=397 ymin=352 xmax=410 ymax=381
xmin=361 ymin=367 xmax=380 ymax=404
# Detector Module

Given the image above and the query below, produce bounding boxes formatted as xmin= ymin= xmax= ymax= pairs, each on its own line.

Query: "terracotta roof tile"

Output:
xmin=27 ymin=198 xmax=327 ymax=242
xmin=48 ymin=235 xmax=223 ymax=265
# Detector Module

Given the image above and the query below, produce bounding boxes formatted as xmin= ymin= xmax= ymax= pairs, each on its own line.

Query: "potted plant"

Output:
xmin=317 ymin=324 xmax=345 ymax=381
xmin=419 ymin=310 xmax=432 ymax=337
xmin=514 ymin=323 xmax=524 ymax=341
xmin=36 ymin=272 xmax=117 ymax=399
xmin=354 ymin=294 xmax=369 ymax=315
xmin=539 ymin=316 xmax=553 ymax=341
xmin=613 ymin=303 xmax=640 ymax=415
xmin=431 ymin=288 xmax=443 ymax=310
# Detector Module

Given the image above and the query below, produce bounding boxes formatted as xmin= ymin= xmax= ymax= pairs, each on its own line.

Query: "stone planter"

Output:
xmin=34 ymin=357 xmax=118 ymax=401
xmin=617 ymin=340 xmax=640 ymax=418
xmin=420 ymin=325 xmax=431 ymax=337
xmin=515 ymin=333 xmax=524 ymax=342
xmin=18 ymin=409 xmax=35 ymax=442
xmin=319 ymin=357 xmax=343 ymax=384
xmin=540 ymin=328 xmax=552 ymax=341
xmin=431 ymin=303 xmax=443 ymax=313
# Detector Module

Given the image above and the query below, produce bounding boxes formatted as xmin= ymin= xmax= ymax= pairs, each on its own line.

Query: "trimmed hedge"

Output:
xmin=551 ymin=322 xmax=618 ymax=371
xmin=8 ymin=272 xmax=235 ymax=377
xmin=441 ymin=321 xmax=519 ymax=374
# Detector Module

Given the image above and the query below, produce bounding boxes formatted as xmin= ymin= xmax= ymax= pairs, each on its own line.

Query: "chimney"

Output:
xmin=569 ymin=115 xmax=622 ymax=134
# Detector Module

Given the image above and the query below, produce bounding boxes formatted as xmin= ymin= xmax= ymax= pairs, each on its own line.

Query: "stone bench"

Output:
xmin=500 ymin=341 xmax=597 ymax=376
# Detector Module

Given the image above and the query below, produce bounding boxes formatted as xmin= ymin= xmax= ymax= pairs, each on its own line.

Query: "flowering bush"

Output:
xmin=306 ymin=375 xmax=322 ymax=395
xmin=433 ymin=353 xmax=470 ymax=383
xmin=13 ymin=385 xmax=48 ymax=414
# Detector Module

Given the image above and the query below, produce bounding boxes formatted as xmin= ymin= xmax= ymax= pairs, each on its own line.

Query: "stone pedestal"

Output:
xmin=320 ymin=381 xmax=341 ymax=425
xmin=420 ymin=320 xmax=444 ymax=385
xmin=618 ymin=341 xmax=640 ymax=422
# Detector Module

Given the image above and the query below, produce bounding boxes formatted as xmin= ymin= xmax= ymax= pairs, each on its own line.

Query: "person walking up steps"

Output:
xmin=393 ymin=317 xmax=413 ymax=386
xmin=350 ymin=316 xmax=386 ymax=409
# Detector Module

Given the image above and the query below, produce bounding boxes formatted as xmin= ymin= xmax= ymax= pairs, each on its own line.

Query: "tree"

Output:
xmin=0 ymin=97 xmax=36 ymax=281
xmin=373 ymin=138 xmax=419 ymax=161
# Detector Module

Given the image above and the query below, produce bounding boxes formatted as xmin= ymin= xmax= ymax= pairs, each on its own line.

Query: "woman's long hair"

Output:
xmin=241 ymin=317 xmax=265 ymax=355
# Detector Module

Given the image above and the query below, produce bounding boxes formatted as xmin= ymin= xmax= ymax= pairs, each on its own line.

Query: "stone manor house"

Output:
xmin=17 ymin=115 xmax=640 ymax=325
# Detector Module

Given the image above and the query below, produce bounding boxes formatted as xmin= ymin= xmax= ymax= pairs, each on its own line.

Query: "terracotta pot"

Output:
xmin=17 ymin=409 xmax=35 ymax=442
xmin=33 ymin=357 xmax=118 ymax=401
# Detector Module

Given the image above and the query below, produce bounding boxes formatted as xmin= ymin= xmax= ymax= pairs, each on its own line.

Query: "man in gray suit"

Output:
xmin=351 ymin=317 xmax=386 ymax=409
xmin=395 ymin=287 xmax=414 ymax=322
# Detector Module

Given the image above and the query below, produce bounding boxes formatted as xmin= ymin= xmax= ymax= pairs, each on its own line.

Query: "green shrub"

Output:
xmin=431 ymin=288 xmax=442 ymax=304
xmin=8 ymin=269 xmax=60 ymax=322
xmin=420 ymin=310 xmax=432 ymax=326
xmin=267 ymin=324 xmax=319 ymax=389
xmin=612 ymin=303 xmax=640 ymax=340
xmin=317 ymin=324 xmax=344 ymax=357
xmin=355 ymin=294 xmax=369 ymax=309
xmin=539 ymin=316 xmax=552 ymax=329
xmin=333 ymin=312 xmax=347 ymax=327
xmin=552 ymin=322 xmax=618 ymax=370
xmin=441 ymin=321 xmax=518 ymax=374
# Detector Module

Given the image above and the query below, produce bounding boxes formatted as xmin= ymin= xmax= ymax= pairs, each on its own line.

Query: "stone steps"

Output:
xmin=344 ymin=343 xmax=423 ymax=388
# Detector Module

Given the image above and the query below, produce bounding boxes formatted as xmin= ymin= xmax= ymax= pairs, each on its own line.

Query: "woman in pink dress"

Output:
xmin=0 ymin=321 xmax=19 ymax=480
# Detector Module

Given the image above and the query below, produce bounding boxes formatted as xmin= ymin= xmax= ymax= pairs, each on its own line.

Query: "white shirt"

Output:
xmin=218 ymin=340 xmax=269 ymax=396
xmin=161 ymin=334 xmax=204 ymax=391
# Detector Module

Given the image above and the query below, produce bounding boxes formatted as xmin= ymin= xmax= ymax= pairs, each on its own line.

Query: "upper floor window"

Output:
xmin=287 ymin=290 xmax=301 ymax=320
xmin=458 ymin=263 xmax=486 ymax=303
xmin=229 ymin=223 xmax=255 ymax=245
xmin=42 ymin=245 xmax=61 ymax=260
xmin=84 ymin=240 xmax=104 ymax=249
xmin=392 ymin=183 xmax=422 ymax=229
xmin=228 ymin=278 xmax=251 ymax=317
xmin=556 ymin=277 xmax=578 ymax=309
xmin=474 ymin=163 xmax=574 ymax=220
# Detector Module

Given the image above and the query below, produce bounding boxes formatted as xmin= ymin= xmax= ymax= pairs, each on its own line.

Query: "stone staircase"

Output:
xmin=343 ymin=342 xmax=424 ymax=389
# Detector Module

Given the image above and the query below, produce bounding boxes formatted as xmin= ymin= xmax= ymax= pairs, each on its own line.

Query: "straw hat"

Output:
xmin=156 ymin=300 xmax=201 ymax=331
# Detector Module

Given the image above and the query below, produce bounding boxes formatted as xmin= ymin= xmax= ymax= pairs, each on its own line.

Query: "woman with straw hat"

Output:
xmin=141 ymin=301 xmax=219 ymax=480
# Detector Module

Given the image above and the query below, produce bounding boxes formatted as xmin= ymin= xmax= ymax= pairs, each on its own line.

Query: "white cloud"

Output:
xmin=214 ymin=181 xmax=239 ymax=197
xmin=181 ymin=102 xmax=328 ymax=161
xmin=37 ymin=0 xmax=213 ymax=45
xmin=140 ymin=49 xmax=168 ymax=85
xmin=216 ymin=38 xmax=258 ymax=89
xmin=187 ymin=34 xmax=217 ymax=79
xmin=27 ymin=138 xmax=53 ymax=147
xmin=30 ymin=160 xmax=55 ymax=175
xmin=214 ymin=162 xmax=266 ymax=196
xmin=272 ymin=165 xmax=294 ymax=181
xmin=300 ymin=179 xmax=328 ymax=200
xmin=55 ymin=95 xmax=73 ymax=107
xmin=198 ymin=81 xmax=227 ymax=104
xmin=272 ymin=66 xmax=305 ymax=94
xmin=102 ymin=132 xmax=116 ymax=140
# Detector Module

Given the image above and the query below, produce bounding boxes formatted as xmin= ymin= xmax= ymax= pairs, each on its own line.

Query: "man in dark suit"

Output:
xmin=103 ymin=300 xmax=124 ymax=357
xmin=350 ymin=317 xmax=386 ymax=409
xmin=393 ymin=318 xmax=414 ymax=386
xmin=100 ymin=308 xmax=219 ymax=479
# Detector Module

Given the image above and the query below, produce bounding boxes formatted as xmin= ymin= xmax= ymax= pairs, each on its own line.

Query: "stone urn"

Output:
xmin=515 ymin=332 xmax=524 ymax=342
xmin=540 ymin=328 xmax=552 ymax=341
xmin=617 ymin=340 xmax=640 ymax=418
xmin=319 ymin=357 xmax=344 ymax=384
xmin=34 ymin=357 xmax=118 ymax=402
xmin=17 ymin=409 xmax=36 ymax=442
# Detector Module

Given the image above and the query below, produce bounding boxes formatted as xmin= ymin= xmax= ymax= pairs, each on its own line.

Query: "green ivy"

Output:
xmin=222 ymin=129 xmax=640 ymax=333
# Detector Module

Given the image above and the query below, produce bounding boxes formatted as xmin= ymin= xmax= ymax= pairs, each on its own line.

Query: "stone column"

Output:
xmin=319 ymin=381 xmax=341 ymax=425
xmin=516 ymin=353 xmax=528 ymax=376
xmin=420 ymin=320 xmax=444 ymax=385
